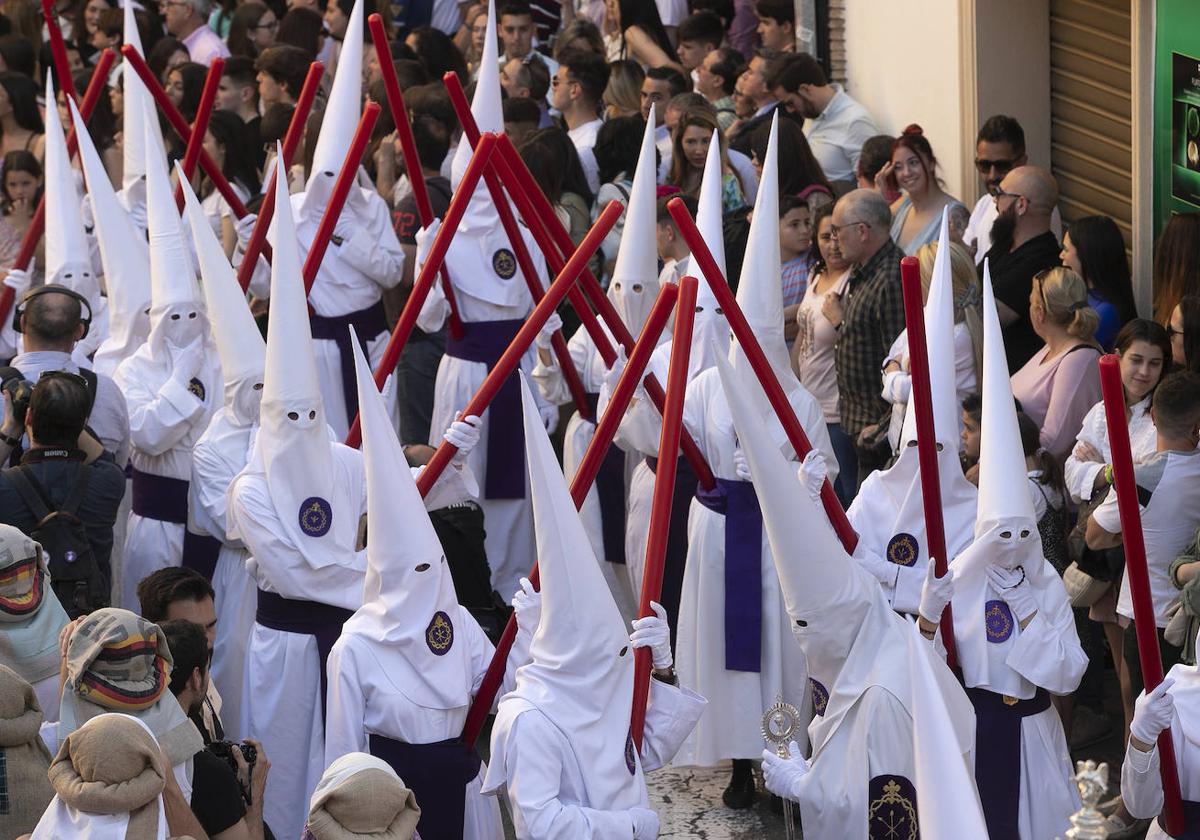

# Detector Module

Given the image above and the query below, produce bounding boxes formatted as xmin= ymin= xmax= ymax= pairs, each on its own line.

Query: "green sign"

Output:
xmin=1154 ymin=0 xmax=1200 ymax=231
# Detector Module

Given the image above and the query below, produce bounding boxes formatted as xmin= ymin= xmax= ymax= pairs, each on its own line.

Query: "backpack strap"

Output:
xmin=77 ymin=369 xmax=98 ymax=415
xmin=60 ymin=464 xmax=92 ymax=516
xmin=4 ymin=466 xmax=52 ymax=521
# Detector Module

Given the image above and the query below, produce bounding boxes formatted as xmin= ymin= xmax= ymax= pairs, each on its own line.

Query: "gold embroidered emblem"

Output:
xmin=426 ymin=610 xmax=454 ymax=655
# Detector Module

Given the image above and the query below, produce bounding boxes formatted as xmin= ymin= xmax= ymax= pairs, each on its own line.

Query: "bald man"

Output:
xmin=979 ymin=165 xmax=1062 ymax=372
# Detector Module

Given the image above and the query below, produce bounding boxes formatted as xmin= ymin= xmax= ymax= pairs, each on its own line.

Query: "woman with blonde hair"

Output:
xmin=602 ymin=58 xmax=644 ymax=118
xmin=667 ymin=105 xmax=744 ymax=211
xmin=1011 ymin=266 xmax=1103 ymax=462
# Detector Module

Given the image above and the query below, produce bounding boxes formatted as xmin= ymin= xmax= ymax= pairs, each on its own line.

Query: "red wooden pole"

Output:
xmin=368 ymin=14 xmax=463 ymax=339
xmin=667 ymin=196 xmax=857 ymax=551
xmin=120 ymin=45 xmax=250 ymax=219
xmin=899 ymin=256 xmax=958 ymax=671
xmin=459 ymin=280 xmax=681 ymax=748
xmin=301 ymin=102 xmax=381 ymax=296
xmin=173 ymin=58 xmax=224 ymax=212
xmin=236 ymin=61 xmax=323 ymax=290
xmin=414 ymin=199 xmax=623 ymax=496
xmin=41 ymin=0 xmax=79 ymax=103
xmin=0 ymin=49 xmax=115 ymax=325
xmin=342 ymin=132 xmax=500 ymax=448
xmin=1100 ymin=354 xmax=1185 ymax=835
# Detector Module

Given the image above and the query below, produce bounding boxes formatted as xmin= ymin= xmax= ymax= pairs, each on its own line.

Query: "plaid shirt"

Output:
xmin=835 ymin=238 xmax=907 ymax=435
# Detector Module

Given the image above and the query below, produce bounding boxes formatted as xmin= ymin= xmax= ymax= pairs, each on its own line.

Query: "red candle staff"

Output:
xmin=40 ymin=0 xmax=79 ymax=102
xmin=899 ymin=256 xmax=958 ymax=671
xmin=301 ymin=102 xmax=381 ymax=296
xmin=236 ymin=61 xmax=323 ymax=290
xmin=666 ymin=196 xmax=857 ymax=552
xmin=0 ymin=49 xmax=116 ymax=326
xmin=459 ymin=280 xmax=681 ymax=749
xmin=1100 ymin=354 xmax=1185 ymax=835
xmin=368 ymin=13 xmax=463 ymax=339
xmin=630 ymin=275 xmax=697 ymax=751
xmin=173 ymin=58 xmax=224 ymax=212
xmin=342 ymin=132 xmax=500 ymax=448
xmin=121 ymin=45 xmax=250 ymax=219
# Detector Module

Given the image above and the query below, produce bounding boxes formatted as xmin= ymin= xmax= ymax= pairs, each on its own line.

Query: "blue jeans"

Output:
xmin=827 ymin=423 xmax=859 ymax=507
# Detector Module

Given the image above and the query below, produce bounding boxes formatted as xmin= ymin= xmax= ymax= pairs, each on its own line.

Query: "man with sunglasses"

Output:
xmin=963 ymin=115 xmax=1063 ymax=265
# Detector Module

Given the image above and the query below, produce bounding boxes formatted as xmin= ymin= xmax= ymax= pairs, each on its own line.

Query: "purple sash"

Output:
xmin=181 ymin=530 xmax=221 ymax=580
xmin=130 ymin=468 xmax=188 ymax=524
xmin=644 ymin=455 xmax=698 ymax=650
xmin=694 ymin=477 xmax=762 ymax=673
xmin=1159 ymin=801 xmax=1200 ymax=838
xmin=444 ymin=319 xmax=525 ymax=500
xmin=965 ymin=686 xmax=1050 ymax=839
xmin=368 ymin=735 xmax=481 ymax=840
xmin=254 ymin=588 xmax=352 ymax=722
xmin=309 ymin=300 xmax=388 ymax=425
xmin=584 ymin=392 xmax=626 ymax=565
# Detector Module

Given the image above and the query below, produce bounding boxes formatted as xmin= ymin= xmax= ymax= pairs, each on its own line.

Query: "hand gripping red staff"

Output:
xmin=367 ymin=13 xmax=463 ymax=340
xmin=459 ymin=280 xmax=681 ymax=749
xmin=1100 ymin=353 xmax=1185 ymax=836
xmin=434 ymin=70 xmax=590 ymax=420
xmin=630 ymin=275 xmax=697 ymax=751
xmin=173 ymin=58 xmax=224 ymax=212
xmin=121 ymin=45 xmax=251 ymax=220
xmin=666 ymin=197 xmax=858 ymax=552
xmin=236 ymin=61 xmax=324 ymax=291
xmin=0 ymin=48 xmax=116 ymax=327
xmin=899 ymin=256 xmax=958 ymax=671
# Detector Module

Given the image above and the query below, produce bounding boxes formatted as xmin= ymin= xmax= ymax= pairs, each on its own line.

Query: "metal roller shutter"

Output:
xmin=1049 ymin=0 xmax=1133 ymax=247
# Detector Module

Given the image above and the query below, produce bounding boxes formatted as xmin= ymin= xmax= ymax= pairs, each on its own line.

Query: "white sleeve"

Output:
xmin=890 ymin=563 xmax=925 ymax=617
xmin=117 ymin=368 xmax=208 ymax=456
xmin=532 ymin=327 xmax=590 ymax=407
xmin=324 ymin=640 xmax=371 ymax=766
xmin=639 ymin=681 xmax=706 ymax=772
xmin=1120 ymin=740 xmax=1164 ymax=820
xmin=1004 ymin=580 xmax=1088 ymax=695
xmin=190 ymin=442 xmax=241 ymax=546
xmin=338 ymin=196 xmax=405 ymax=290
xmin=416 ymin=265 xmax=449 ymax=334
xmin=611 ymin=352 xmax=669 ymax=456
xmin=1063 ymin=404 xmax=1106 ymax=504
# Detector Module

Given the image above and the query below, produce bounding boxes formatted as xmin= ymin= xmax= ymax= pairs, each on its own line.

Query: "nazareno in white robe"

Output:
xmin=671 ymin=367 xmax=833 ymax=767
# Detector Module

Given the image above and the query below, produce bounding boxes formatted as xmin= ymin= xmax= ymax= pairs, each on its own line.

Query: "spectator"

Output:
xmin=502 ymin=95 xmax=541 ymax=145
xmin=667 ymin=105 xmax=745 ymax=211
xmin=655 ymin=192 xmax=696 ymax=274
xmin=227 ymin=1 xmax=277 ymax=58
xmin=641 ymin=65 xmax=687 ymax=159
xmin=0 ymin=150 xmax=39 ymax=271
xmin=856 ymin=134 xmax=895 ymax=192
xmin=165 ymin=60 xmax=207 ymax=123
xmin=160 ymin=0 xmax=229 ymax=65
xmin=754 ymin=0 xmax=794 ymax=53
xmin=1151 ymin=211 xmax=1200 ymax=324
xmin=500 ymin=54 xmax=550 ymax=124
xmin=695 ymin=45 xmax=743 ymax=131
xmin=1016 ymin=410 xmax=1069 ymax=571
xmin=749 ymin=116 xmax=829 ymax=205
xmin=255 ymin=44 xmax=310 ymax=107
xmin=769 ymin=52 xmax=879 ymax=189
xmin=792 ymin=204 xmax=856 ymax=503
xmin=981 ymin=164 xmax=1062 ymax=371
xmin=0 ymin=73 xmax=44 ymax=161
xmin=1060 ymin=215 xmax=1137 ymax=350
xmin=304 ymin=753 xmax=421 ymax=840
xmin=602 ymin=57 xmax=644 ymax=119
xmin=217 ymin=56 xmax=261 ymax=130
xmin=551 ymin=48 xmax=608 ymax=194
xmin=675 ymin=11 xmax=723 ymax=73
xmin=553 ymin=17 xmax=606 ymax=61
xmin=593 ymin=114 xmax=644 ymax=277
xmin=160 ymin=619 xmax=270 ymax=840
xmin=196 ymin=110 xmax=258 ymax=255
xmin=405 ymin=25 xmax=468 ymax=85
xmin=459 ymin=3 xmax=487 ymax=73
xmin=147 ymin=37 xmax=191 ymax=84
xmin=498 ymin=2 xmax=558 ymax=77
xmin=1168 ymin=294 xmax=1200 ymax=372
xmin=726 ymin=48 xmax=777 ymax=154
xmin=826 ymin=188 xmax=905 ymax=484
xmin=0 ymin=34 xmax=38 ymax=77
xmin=520 ymin=127 xmax=594 ymax=253
xmin=1010 ymin=267 xmax=1102 ymax=463
xmin=879 ymin=125 xmax=966 ymax=255
xmin=778 ymin=193 xmax=812 ymax=321
xmin=0 ymin=665 xmax=53 ymax=838
xmin=602 ymin=0 xmax=682 ymax=73
xmin=276 ymin=6 xmax=324 ymax=59
xmin=962 ymin=115 xmax=1063 ymax=264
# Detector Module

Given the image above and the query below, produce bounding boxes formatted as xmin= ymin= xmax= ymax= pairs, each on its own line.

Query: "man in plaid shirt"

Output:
xmin=825 ymin=190 xmax=906 ymax=487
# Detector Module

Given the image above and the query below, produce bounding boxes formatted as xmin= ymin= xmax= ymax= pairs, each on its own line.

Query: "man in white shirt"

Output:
xmin=769 ymin=52 xmax=878 ymax=187
xmin=160 ymin=0 xmax=229 ymax=66
xmin=963 ymin=115 xmax=1063 ymax=263
xmin=551 ymin=49 xmax=608 ymax=195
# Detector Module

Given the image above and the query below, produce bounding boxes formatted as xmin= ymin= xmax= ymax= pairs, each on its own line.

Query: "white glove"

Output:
xmin=629 ymin=806 xmax=659 ymax=839
xmin=760 ymin=742 xmax=808 ymax=801
xmin=629 ymin=600 xmax=672 ymax=670
xmin=539 ymin=403 xmax=559 ymax=435
xmin=234 ymin=212 xmax=257 ymax=246
xmin=603 ymin=345 xmax=628 ymax=393
xmin=733 ymin=447 xmax=751 ymax=481
xmin=881 ymin=368 xmax=911 ymax=404
xmin=415 ymin=217 xmax=442 ymax=268
xmin=171 ymin=338 xmax=206 ymax=386
xmin=857 ymin=552 xmax=898 ymax=586
xmin=444 ymin=413 xmax=481 ymax=464
xmin=536 ymin=311 xmax=563 ymax=351
xmin=796 ymin=450 xmax=828 ymax=500
xmin=918 ymin=557 xmax=953 ymax=626
xmin=511 ymin=576 xmax=541 ymax=633
xmin=986 ymin=565 xmax=1038 ymax=622
xmin=1130 ymin=677 xmax=1176 ymax=747
xmin=3 ymin=261 xmax=33 ymax=295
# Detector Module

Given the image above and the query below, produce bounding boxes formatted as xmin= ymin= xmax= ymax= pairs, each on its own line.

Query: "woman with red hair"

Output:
xmin=877 ymin=124 xmax=966 ymax=254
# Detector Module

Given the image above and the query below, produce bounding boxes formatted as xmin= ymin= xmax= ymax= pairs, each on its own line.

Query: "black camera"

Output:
xmin=0 ymin=373 xmax=33 ymax=429
xmin=208 ymin=739 xmax=258 ymax=773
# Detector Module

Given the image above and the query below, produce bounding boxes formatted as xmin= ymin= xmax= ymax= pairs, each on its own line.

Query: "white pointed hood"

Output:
xmin=483 ymin=375 xmax=647 ymax=811
xmin=678 ymin=131 xmax=729 ymax=379
xmin=449 ymin=0 xmax=503 ymax=234
xmin=43 ymin=77 xmax=97 ymax=300
xmin=180 ymin=167 xmax=265 ymax=427
xmin=339 ymin=332 xmax=472 ymax=709
xmin=607 ymin=110 xmax=662 ymax=337
xmin=847 ymin=210 xmax=976 ymax=581
xmin=117 ymin=0 xmax=148 ymax=225
xmin=70 ymin=97 xmax=151 ymax=377
xmin=301 ymin=0 xmax=364 ymax=218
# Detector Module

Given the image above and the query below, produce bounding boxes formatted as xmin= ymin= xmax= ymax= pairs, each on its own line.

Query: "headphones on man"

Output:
xmin=12 ymin=285 xmax=94 ymax=340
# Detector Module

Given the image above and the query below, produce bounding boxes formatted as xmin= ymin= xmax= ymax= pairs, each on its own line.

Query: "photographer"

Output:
xmin=0 ymin=371 xmax=125 ymax=615
xmin=161 ymin=618 xmax=272 ymax=840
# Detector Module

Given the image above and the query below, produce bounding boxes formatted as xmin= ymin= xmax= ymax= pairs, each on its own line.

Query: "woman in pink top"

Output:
xmin=1010 ymin=267 xmax=1103 ymax=463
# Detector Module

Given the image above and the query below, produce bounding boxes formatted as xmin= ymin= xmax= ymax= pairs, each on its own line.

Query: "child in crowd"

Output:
xmin=0 ymin=150 xmax=40 ymax=270
xmin=778 ymin=193 xmax=811 ymax=344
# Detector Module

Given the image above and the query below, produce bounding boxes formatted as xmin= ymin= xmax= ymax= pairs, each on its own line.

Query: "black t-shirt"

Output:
xmin=190 ymin=748 xmax=247 ymax=837
xmin=393 ymin=175 xmax=452 ymax=246
xmin=981 ymin=230 xmax=1061 ymax=372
